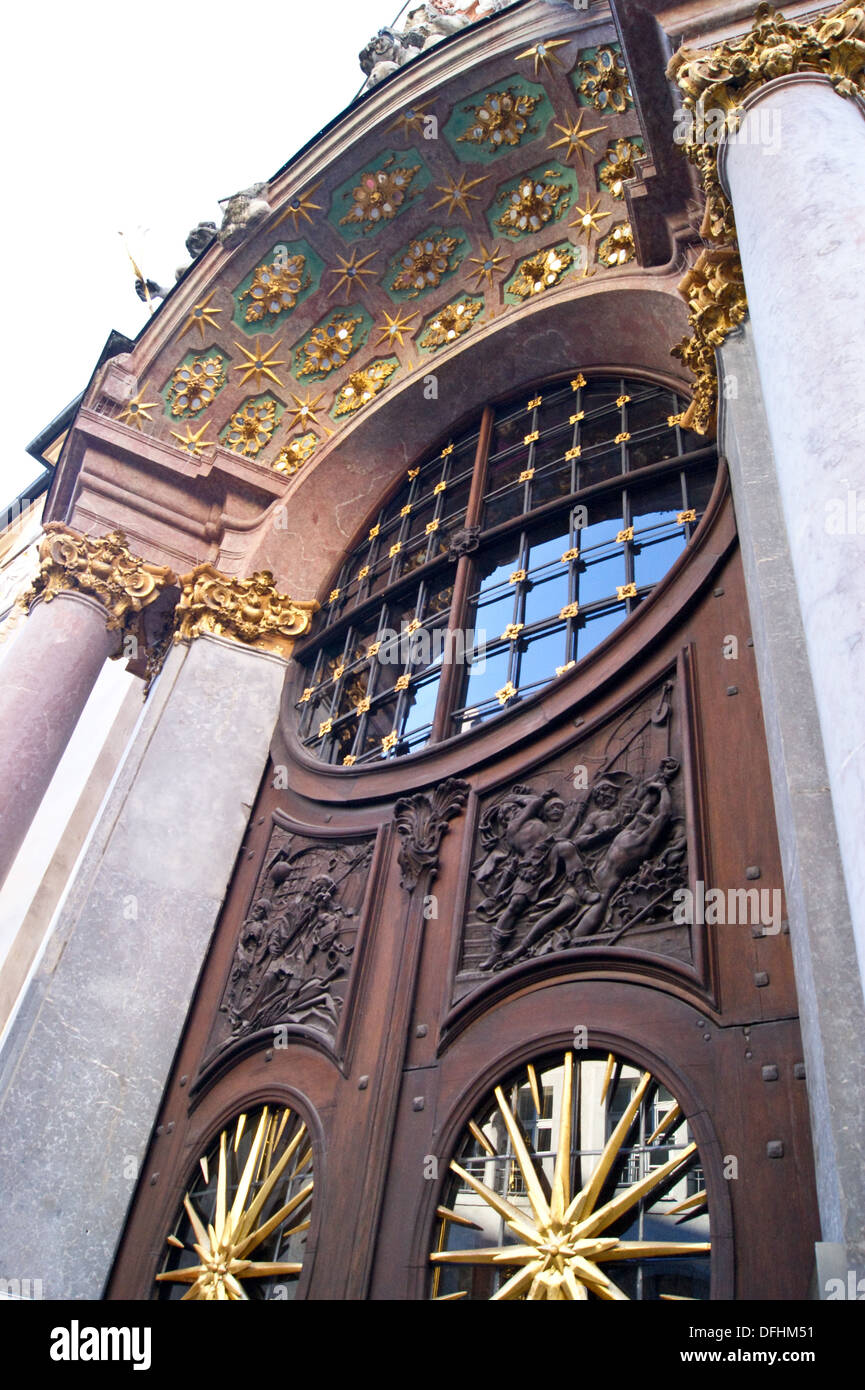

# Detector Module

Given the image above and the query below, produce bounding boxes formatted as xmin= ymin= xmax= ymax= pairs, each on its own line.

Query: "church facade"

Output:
xmin=0 ymin=0 xmax=863 ymax=1301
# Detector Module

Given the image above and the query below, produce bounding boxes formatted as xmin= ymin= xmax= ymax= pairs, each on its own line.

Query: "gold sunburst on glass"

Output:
xmin=327 ymin=248 xmax=380 ymax=300
xmin=374 ymin=306 xmax=419 ymax=348
xmin=429 ymin=172 xmax=488 ymax=220
xmin=430 ymin=1051 xmax=710 ymax=1301
xmin=515 ymin=37 xmax=569 ymax=77
xmin=270 ymin=182 xmax=323 ymax=234
xmin=118 ymin=390 xmax=156 ymax=431
xmin=232 ymin=337 xmax=286 ymax=390
xmin=465 ymin=241 xmax=507 ymax=291
xmin=170 ymin=420 xmax=213 ymax=457
xmin=179 ymin=291 xmax=223 ymax=343
xmin=547 ymin=111 xmax=608 ymax=164
xmin=155 ymin=1105 xmax=313 ymax=1301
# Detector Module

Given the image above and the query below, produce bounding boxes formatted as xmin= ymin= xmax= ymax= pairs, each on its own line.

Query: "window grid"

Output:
xmin=296 ymin=374 xmax=715 ymax=765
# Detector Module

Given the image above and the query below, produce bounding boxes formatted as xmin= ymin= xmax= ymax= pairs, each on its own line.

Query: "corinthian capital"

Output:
xmin=175 ymin=563 xmax=318 ymax=659
xmin=20 ymin=523 xmax=176 ymax=631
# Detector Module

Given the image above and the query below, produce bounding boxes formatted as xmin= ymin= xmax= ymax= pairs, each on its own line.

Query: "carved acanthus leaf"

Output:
xmin=19 ymin=523 xmax=176 ymax=632
xmin=175 ymin=563 xmax=318 ymax=659
xmin=395 ymin=778 xmax=470 ymax=892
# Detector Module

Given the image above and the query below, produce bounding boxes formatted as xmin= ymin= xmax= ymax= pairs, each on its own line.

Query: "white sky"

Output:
xmin=1 ymin=0 xmax=404 ymax=505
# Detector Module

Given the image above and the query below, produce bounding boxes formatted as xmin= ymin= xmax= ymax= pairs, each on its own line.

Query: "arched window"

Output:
xmin=295 ymin=372 xmax=716 ymax=765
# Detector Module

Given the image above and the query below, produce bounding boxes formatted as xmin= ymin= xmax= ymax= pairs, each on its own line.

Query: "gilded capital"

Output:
xmin=174 ymin=563 xmax=318 ymax=659
xmin=666 ymin=2 xmax=864 ymax=432
xmin=20 ymin=523 xmax=176 ymax=631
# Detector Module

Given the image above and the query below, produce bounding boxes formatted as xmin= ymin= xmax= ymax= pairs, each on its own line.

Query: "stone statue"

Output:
xmin=217 ymin=183 xmax=272 ymax=249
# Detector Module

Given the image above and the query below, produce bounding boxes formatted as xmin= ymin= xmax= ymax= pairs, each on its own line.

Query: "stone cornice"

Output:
xmin=174 ymin=563 xmax=318 ymax=660
xmin=20 ymin=524 xmax=176 ymax=633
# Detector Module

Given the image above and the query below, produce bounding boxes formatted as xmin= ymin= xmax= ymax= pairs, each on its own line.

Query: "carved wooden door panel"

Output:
xmin=109 ymin=452 xmax=818 ymax=1302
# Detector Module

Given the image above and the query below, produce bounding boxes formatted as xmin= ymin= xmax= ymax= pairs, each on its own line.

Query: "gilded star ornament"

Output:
xmin=270 ymin=182 xmax=323 ymax=234
xmin=389 ymin=106 xmax=434 ymax=138
xmin=390 ymin=232 xmax=462 ymax=298
xmin=374 ymin=305 xmax=419 ymax=348
xmin=327 ymin=247 xmax=380 ymax=300
xmin=170 ymin=420 xmax=213 ymax=457
xmin=155 ymin=1106 xmax=313 ymax=1301
xmin=118 ymin=389 xmax=156 ymax=431
xmin=508 ymin=246 xmax=573 ymax=300
xmin=333 ymin=360 xmax=398 ymax=416
xmin=429 ymin=172 xmax=488 ymax=219
xmin=547 ymin=111 xmax=608 ymax=164
xmin=465 ymin=241 xmax=507 ymax=291
xmin=516 ymin=37 xmax=569 ymax=77
xmin=419 ymin=299 xmax=482 ymax=351
xmin=570 ymin=194 xmax=612 ymax=239
xmin=166 ymin=355 xmax=226 ymax=417
xmin=179 ymin=290 xmax=223 ymax=343
xmin=284 ymin=390 xmax=326 ymax=432
xmin=430 ymin=1051 xmax=710 ymax=1301
xmin=297 ymin=313 xmax=364 ymax=377
xmin=240 ymin=253 xmax=309 ymax=325
xmin=231 ymin=337 xmax=286 ymax=390
xmin=273 ymin=432 xmax=317 ymax=476
xmin=221 ymin=397 xmax=279 ymax=457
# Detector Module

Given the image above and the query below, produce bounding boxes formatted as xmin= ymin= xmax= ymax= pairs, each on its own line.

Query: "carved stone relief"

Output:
xmin=454 ymin=677 xmax=693 ymax=997
xmin=212 ymin=826 xmax=374 ymax=1049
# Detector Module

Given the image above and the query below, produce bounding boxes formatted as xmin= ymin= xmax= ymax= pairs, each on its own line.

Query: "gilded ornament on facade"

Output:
xmin=180 ymin=290 xmax=223 ymax=343
xmin=221 ymin=397 xmax=280 ymax=457
xmin=598 ymin=138 xmax=643 ymax=198
xmin=270 ymin=182 xmax=323 ymax=234
xmin=547 ymin=111 xmax=608 ymax=164
xmin=273 ymin=433 xmax=317 ymax=476
xmin=465 ymin=241 xmax=506 ymax=291
xmin=174 ymin=563 xmax=317 ymax=659
xmin=374 ymin=305 xmax=419 ymax=347
xmin=430 ymin=171 xmax=488 ymax=218
xmin=333 ymin=360 xmax=398 ymax=416
xmin=671 ymin=247 xmax=747 ymax=434
xmin=457 ymin=89 xmax=541 ymax=150
xmin=166 ymin=354 xmax=226 ymax=417
xmin=339 ymin=158 xmax=421 ymax=233
xmin=515 ymin=38 xmax=569 ymax=78
xmin=284 ymin=390 xmax=325 ymax=431
xmin=508 ymin=246 xmax=573 ymax=299
xmin=296 ymin=313 xmax=364 ymax=377
xmin=578 ymin=45 xmax=634 ymax=112
xmin=419 ymin=298 xmax=482 ymax=351
xmin=598 ymin=222 xmax=635 ymax=267
xmin=240 ymin=252 xmax=310 ymax=325
xmin=232 ymin=338 xmax=286 ymax=390
xmin=170 ymin=421 xmax=213 ymax=457
xmin=20 ymin=523 xmax=175 ymax=632
xmin=390 ymin=232 xmax=462 ymax=298
xmin=118 ymin=390 xmax=156 ymax=431
xmin=496 ymin=174 xmax=569 ymax=237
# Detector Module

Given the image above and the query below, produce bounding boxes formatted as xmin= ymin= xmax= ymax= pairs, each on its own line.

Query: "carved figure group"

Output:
xmin=473 ymin=758 xmax=685 ymax=970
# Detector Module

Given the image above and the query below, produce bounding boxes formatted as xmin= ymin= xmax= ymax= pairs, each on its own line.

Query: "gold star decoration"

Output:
xmin=327 ymin=248 xmax=380 ymax=301
xmin=155 ymin=1106 xmax=313 ymax=1301
xmin=430 ymin=1051 xmax=710 ymax=1301
xmin=232 ymin=337 xmax=286 ymax=390
xmin=429 ymin=172 xmax=488 ymax=219
xmin=179 ymin=291 xmax=223 ymax=344
xmin=170 ymin=420 xmax=213 ymax=457
xmin=548 ymin=111 xmax=608 ymax=164
xmin=515 ymin=37 xmax=570 ymax=77
xmin=374 ymin=306 xmax=419 ymax=348
xmin=118 ymin=390 xmax=156 ymax=431
xmin=270 ymin=182 xmax=323 ymax=234
xmin=570 ymin=194 xmax=612 ymax=239
xmin=465 ymin=241 xmax=507 ymax=291
xmin=284 ymin=390 xmax=326 ymax=432
xmin=389 ymin=106 xmax=434 ymax=138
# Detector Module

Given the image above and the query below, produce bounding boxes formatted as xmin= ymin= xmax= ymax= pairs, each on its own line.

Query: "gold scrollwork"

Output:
xmin=20 ymin=523 xmax=175 ymax=633
xmin=174 ymin=563 xmax=318 ymax=659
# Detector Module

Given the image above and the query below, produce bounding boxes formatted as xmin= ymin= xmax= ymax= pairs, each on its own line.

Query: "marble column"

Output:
xmin=0 ymin=526 xmax=175 ymax=892
xmin=0 ymin=593 xmax=117 ymax=887
xmin=717 ymin=75 xmax=865 ymax=997
xmin=0 ymin=568 xmax=316 ymax=1298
